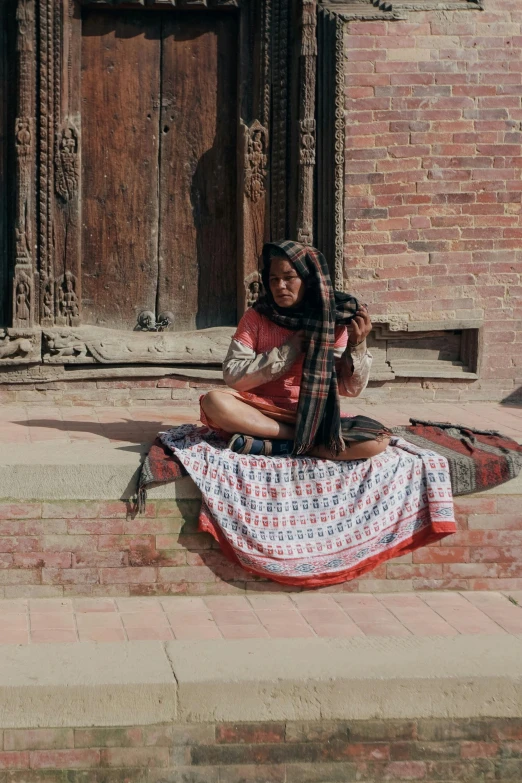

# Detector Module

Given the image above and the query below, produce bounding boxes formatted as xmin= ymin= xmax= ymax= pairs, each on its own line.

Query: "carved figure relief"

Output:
xmin=56 ymin=271 xmax=80 ymax=326
xmin=15 ymin=118 xmax=32 ymax=155
xmin=0 ymin=329 xmax=41 ymax=365
xmin=55 ymin=124 xmax=79 ymax=201
xmin=244 ymin=121 xmax=268 ymax=203
xmin=43 ymin=331 xmax=91 ymax=363
xmin=244 ymin=272 xmax=263 ymax=308
xmin=299 ymin=118 xmax=316 ymax=165
xmin=12 ymin=270 xmax=33 ymax=327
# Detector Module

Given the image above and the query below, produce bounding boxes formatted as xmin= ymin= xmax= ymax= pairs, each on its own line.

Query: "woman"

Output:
xmin=201 ymin=240 xmax=390 ymax=460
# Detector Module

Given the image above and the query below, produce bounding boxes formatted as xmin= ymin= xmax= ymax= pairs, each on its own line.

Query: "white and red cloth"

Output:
xmin=159 ymin=425 xmax=456 ymax=587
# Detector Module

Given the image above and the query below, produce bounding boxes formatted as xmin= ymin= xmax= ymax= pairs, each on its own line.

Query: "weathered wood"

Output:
xmin=295 ymin=0 xmax=317 ymax=245
xmin=80 ymin=11 xmax=161 ymax=329
xmin=51 ymin=0 xmax=82 ymax=327
xmin=0 ymin=0 xmax=9 ymax=325
xmin=316 ymin=6 xmax=344 ymax=285
xmin=12 ymin=0 xmax=36 ymax=328
xmin=158 ymin=12 xmax=238 ymax=330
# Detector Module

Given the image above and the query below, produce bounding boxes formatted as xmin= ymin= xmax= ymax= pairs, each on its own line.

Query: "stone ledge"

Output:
xmin=1 ymin=438 xmax=520 ymax=502
xmin=0 ymin=636 xmax=521 ymax=728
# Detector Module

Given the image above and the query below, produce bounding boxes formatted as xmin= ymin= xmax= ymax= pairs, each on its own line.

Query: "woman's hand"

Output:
xmin=288 ymin=329 xmax=308 ymax=353
xmin=348 ymin=305 xmax=372 ymax=347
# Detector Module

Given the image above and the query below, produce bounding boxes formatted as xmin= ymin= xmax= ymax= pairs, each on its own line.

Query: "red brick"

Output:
xmin=460 ymin=741 xmax=500 ymax=758
xmin=383 ymin=761 xmax=427 ymax=779
xmin=74 ymin=727 xmax=144 ymax=748
xmin=216 ymin=723 xmax=286 ymax=745
xmin=100 ymin=747 xmax=169 ymax=768
xmin=0 ymin=751 xmax=30 ymax=769
xmin=100 ymin=567 xmax=156 ymax=584
xmin=30 ymin=749 xmax=100 ymax=769
xmin=4 ymin=729 xmax=73 ymax=751
xmin=0 ymin=504 xmax=41 ymax=520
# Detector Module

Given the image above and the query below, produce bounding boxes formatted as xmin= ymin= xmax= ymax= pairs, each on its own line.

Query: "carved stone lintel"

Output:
xmin=244 ymin=271 xmax=263 ymax=308
xmin=42 ymin=326 xmax=235 ymax=365
xmin=55 ymin=123 xmax=79 ymax=201
xmin=0 ymin=329 xmax=41 ymax=365
xmin=244 ymin=120 xmax=269 ymax=203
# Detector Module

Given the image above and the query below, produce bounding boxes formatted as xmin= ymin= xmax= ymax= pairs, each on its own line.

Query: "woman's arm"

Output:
xmin=223 ymin=333 xmax=302 ymax=392
xmin=336 ymin=304 xmax=373 ymax=398
xmin=336 ymin=340 xmax=373 ymax=398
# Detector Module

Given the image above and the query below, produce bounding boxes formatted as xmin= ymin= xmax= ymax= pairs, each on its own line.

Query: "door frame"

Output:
xmin=10 ymin=0 xmax=319 ymax=334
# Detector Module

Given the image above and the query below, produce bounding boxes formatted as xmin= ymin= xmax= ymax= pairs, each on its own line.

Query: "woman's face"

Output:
xmin=268 ymin=257 xmax=306 ymax=308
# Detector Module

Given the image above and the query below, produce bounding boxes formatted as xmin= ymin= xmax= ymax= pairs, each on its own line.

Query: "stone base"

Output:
xmin=0 ymin=489 xmax=519 ymax=597
xmin=0 ymin=717 xmax=521 ymax=782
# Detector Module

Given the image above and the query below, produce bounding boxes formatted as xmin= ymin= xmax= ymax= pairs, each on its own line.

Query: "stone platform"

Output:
xmin=0 ymin=593 xmax=520 ymax=782
xmin=0 ymin=401 xmax=520 ymax=597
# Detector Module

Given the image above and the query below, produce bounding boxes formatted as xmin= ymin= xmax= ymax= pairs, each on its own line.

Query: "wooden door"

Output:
xmin=81 ymin=10 xmax=238 ymax=332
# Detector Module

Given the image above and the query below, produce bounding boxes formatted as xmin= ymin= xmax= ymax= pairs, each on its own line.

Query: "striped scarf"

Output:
xmin=254 ymin=240 xmax=359 ymax=455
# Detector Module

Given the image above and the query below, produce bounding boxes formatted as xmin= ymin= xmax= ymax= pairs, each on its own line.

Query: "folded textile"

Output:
xmin=391 ymin=419 xmax=522 ymax=496
xmin=146 ymin=424 xmax=456 ymax=587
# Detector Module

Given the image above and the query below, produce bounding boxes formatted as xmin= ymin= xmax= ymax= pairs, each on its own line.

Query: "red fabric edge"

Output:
xmin=198 ymin=505 xmax=456 ymax=588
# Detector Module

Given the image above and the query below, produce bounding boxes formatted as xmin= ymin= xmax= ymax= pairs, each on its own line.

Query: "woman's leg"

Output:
xmin=201 ymin=391 xmax=295 ymax=439
xmin=310 ymin=437 xmax=390 ymax=461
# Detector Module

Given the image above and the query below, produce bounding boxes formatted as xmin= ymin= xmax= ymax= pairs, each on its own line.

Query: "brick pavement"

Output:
xmin=0 ymin=400 xmax=520 ymax=446
xmin=0 ymin=591 xmax=520 ymax=645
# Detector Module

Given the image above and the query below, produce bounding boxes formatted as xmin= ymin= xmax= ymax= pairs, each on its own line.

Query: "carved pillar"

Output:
xmin=13 ymin=0 xmax=36 ymax=328
xmin=316 ymin=7 xmax=345 ymax=287
xmin=296 ymin=0 xmax=317 ymax=246
xmin=270 ymin=0 xmax=289 ymax=240
xmin=237 ymin=0 xmax=271 ymax=316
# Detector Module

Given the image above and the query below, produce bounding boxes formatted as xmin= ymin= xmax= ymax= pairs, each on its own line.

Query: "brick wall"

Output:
xmin=0 ymin=718 xmax=520 ymax=781
xmin=343 ymin=2 xmax=522 ymax=403
xmin=0 ymin=496 xmax=518 ymax=597
xmin=0 ymin=377 xmax=224 ymax=407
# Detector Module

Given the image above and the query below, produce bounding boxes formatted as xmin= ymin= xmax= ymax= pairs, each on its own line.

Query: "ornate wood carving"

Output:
xmin=270 ymin=0 xmax=289 ymax=239
xmin=296 ymin=0 xmax=317 ymax=245
xmin=55 ymin=270 xmax=80 ymax=326
xmin=13 ymin=0 xmax=36 ymax=328
xmin=316 ymin=6 xmax=346 ymax=287
xmin=244 ymin=120 xmax=268 ymax=203
xmin=55 ymin=123 xmax=79 ymax=201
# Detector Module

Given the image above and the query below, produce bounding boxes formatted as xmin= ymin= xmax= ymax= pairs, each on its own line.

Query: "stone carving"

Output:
xmin=12 ymin=269 xmax=33 ymax=328
xmin=42 ymin=331 xmax=91 ymax=363
xmin=56 ymin=271 xmax=80 ymax=326
xmin=0 ymin=329 xmax=41 ymax=365
xmin=55 ymin=124 xmax=79 ymax=201
xmin=41 ymin=326 xmax=235 ymax=365
xmin=244 ymin=272 xmax=263 ymax=308
xmin=244 ymin=121 xmax=268 ymax=203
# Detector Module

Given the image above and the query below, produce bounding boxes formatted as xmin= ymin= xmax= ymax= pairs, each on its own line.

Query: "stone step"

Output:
xmin=0 ymin=627 xmax=520 ymax=780
xmin=0 ymin=402 xmax=520 ymax=598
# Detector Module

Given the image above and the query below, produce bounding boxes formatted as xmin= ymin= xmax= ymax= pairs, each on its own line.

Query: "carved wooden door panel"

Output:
xmin=80 ymin=10 xmax=237 ymax=332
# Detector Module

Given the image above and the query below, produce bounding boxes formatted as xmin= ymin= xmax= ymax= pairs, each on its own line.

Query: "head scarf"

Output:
xmin=254 ymin=240 xmax=359 ymax=455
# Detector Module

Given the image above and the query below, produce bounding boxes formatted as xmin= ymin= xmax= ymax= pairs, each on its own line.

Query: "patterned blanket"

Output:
xmin=139 ymin=424 xmax=456 ymax=587
xmin=391 ymin=420 xmax=522 ymax=496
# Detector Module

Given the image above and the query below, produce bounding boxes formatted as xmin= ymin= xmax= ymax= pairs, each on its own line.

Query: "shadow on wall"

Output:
xmin=502 ymin=388 xmax=522 ymax=407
